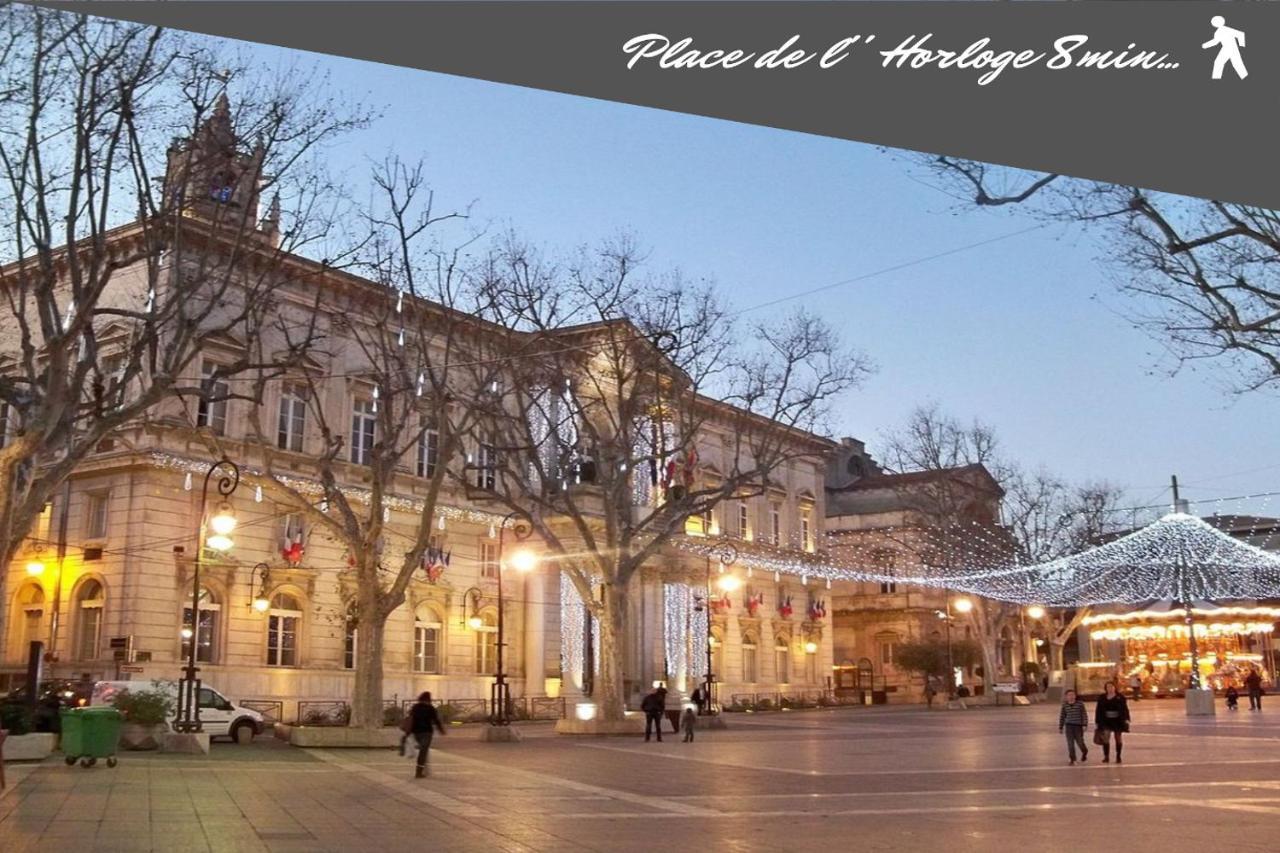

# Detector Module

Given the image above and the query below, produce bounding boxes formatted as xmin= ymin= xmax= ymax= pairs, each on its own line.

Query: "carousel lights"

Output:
xmin=1090 ymin=622 xmax=1275 ymax=642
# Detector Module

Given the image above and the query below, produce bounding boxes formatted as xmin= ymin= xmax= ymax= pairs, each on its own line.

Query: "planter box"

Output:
xmin=119 ymin=723 xmax=169 ymax=751
xmin=5 ymin=732 xmax=57 ymax=761
xmin=288 ymin=726 xmax=402 ymax=748
xmin=555 ymin=716 xmax=646 ymax=736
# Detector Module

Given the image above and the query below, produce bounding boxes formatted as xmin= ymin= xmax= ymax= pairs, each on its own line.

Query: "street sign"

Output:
xmin=993 ymin=682 xmax=1020 ymax=693
xmin=119 ymin=665 xmax=144 ymax=674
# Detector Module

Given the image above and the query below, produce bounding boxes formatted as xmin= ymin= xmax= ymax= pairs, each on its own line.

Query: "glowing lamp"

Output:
xmin=26 ymin=560 xmax=45 ymax=576
xmin=575 ymin=702 xmax=597 ymax=721
xmin=467 ymin=615 xmax=484 ymax=630
xmin=804 ymin=641 xmax=819 ymax=654
xmin=208 ymin=502 xmax=237 ymax=536
xmin=1027 ymin=605 xmax=1046 ymax=620
xmin=953 ymin=597 xmax=974 ymax=614
xmin=205 ymin=533 xmax=234 ymax=552
xmin=717 ymin=573 xmax=742 ymax=593
xmin=507 ymin=549 xmax=538 ymax=573
xmin=180 ymin=627 xmax=194 ymax=640
xmin=252 ymin=596 xmax=270 ymax=613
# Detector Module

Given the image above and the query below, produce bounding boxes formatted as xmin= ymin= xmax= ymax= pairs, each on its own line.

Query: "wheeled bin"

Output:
xmin=60 ymin=707 xmax=122 ymax=768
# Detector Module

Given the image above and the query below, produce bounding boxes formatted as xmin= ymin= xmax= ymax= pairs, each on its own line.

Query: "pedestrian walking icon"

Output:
xmin=1202 ymin=16 xmax=1247 ymax=80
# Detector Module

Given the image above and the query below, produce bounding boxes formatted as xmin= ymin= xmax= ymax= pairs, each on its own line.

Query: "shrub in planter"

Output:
xmin=757 ymin=698 xmax=774 ymax=711
xmin=1 ymin=703 xmax=34 ymax=736
xmin=383 ymin=705 xmax=405 ymax=727
xmin=113 ymin=688 xmax=174 ymax=751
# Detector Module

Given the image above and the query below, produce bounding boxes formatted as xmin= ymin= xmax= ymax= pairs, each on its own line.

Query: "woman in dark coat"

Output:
xmin=1095 ymin=680 xmax=1131 ymax=764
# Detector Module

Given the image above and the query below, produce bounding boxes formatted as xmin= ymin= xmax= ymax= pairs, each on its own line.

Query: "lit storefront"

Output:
xmin=1077 ymin=604 xmax=1279 ymax=697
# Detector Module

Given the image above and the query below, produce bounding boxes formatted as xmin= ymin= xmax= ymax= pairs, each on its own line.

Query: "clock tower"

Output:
xmin=162 ymin=91 xmax=266 ymax=229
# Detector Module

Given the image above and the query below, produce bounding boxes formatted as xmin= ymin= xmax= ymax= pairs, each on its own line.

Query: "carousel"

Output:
xmin=1078 ymin=602 xmax=1279 ymax=697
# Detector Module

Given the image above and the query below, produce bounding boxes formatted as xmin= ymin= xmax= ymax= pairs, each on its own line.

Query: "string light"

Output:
xmin=254 ymin=485 xmax=263 ymax=503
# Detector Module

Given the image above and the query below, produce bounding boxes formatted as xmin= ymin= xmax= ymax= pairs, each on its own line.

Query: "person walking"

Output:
xmin=691 ymin=686 xmax=706 ymax=716
xmin=1128 ymin=673 xmax=1142 ymax=702
xmin=1058 ymin=688 xmax=1089 ymax=765
xmin=1095 ymin=681 xmax=1130 ymax=764
xmin=1225 ymin=684 xmax=1240 ymax=711
xmin=642 ymin=686 xmax=667 ymax=742
xmin=681 ymin=705 xmax=697 ymax=742
xmin=1245 ymin=668 xmax=1263 ymax=711
xmin=406 ymin=691 xmax=446 ymax=778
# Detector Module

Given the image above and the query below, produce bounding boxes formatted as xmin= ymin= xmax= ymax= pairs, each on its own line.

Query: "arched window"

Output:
xmin=181 ymin=586 xmax=220 ymax=664
xmin=775 ymin=636 xmax=790 ymax=684
xmin=741 ymin=632 xmax=759 ymax=683
xmin=74 ymin=580 xmax=105 ymax=661
xmin=474 ymin=611 xmax=497 ymax=675
xmin=16 ymin=583 xmax=45 ymax=657
xmin=267 ymin=592 xmax=302 ymax=667
xmin=414 ymin=605 xmax=443 ymax=674
xmin=710 ymin=627 xmax=725 ymax=682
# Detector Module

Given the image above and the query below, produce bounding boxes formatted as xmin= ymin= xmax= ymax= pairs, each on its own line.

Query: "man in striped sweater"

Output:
xmin=1058 ymin=689 xmax=1090 ymax=765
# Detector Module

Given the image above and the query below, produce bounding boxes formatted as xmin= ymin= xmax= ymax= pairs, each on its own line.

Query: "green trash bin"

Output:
xmin=60 ymin=707 xmax=122 ymax=768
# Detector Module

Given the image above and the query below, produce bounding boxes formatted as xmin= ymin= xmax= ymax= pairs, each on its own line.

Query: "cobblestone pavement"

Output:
xmin=3 ymin=700 xmax=1280 ymax=852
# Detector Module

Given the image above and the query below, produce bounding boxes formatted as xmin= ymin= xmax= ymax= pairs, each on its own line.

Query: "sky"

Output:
xmin=237 ymin=48 xmax=1279 ymax=518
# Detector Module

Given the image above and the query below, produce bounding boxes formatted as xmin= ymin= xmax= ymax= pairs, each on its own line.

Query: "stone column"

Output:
xmin=523 ymin=567 xmax=547 ymax=696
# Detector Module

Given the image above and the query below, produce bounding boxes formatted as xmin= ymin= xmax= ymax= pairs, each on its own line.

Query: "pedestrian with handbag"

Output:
xmin=1094 ymin=680 xmax=1130 ymax=764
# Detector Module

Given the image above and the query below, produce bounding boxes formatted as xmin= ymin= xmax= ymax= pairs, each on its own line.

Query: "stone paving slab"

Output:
xmin=3 ymin=702 xmax=1280 ymax=852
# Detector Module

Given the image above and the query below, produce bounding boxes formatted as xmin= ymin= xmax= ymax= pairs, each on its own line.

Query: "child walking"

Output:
xmin=1058 ymin=688 xmax=1089 ymax=765
xmin=681 ymin=705 xmax=697 ymax=742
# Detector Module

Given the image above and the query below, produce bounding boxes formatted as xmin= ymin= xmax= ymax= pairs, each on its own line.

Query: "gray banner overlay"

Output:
xmin=35 ymin=1 xmax=1280 ymax=207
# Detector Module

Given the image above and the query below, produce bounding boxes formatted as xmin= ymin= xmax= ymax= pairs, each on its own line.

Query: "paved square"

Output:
xmin=4 ymin=702 xmax=1279 ymax=852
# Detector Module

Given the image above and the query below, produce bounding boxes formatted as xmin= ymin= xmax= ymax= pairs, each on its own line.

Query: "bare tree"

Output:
xmin=1003 ymin=470 xmax=1123 ymax=669
xmin=921 ymin=156 xmax=1280 ymax=393
xmin=239 ymin=157 xmax=478 ymax=729
xmin=878 ymin=404 xmax=1014 ymax=694
xmin=0 ymin=7 xmax=368 ymax=645
xmin=460 ymin=237 xmax=868 ymax=721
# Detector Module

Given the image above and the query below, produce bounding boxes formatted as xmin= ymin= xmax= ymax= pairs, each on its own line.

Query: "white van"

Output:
xmin=91 ymin=680 xmax=265 ymax=744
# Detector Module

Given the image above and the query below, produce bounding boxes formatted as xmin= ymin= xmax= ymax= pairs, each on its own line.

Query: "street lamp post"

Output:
xmin=704 ymin=541 xmax=738 ymax=715
xmin=491 ymin=511 xmax=535 ymax=726
xmin=177 ymin=457 xmax=239 ymax=734
xmin=947 ymin=596 xmax=973 ymax=699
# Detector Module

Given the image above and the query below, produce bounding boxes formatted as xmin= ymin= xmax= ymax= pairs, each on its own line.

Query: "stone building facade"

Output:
xmin=0 ymin=99 xmax=835 ymax=720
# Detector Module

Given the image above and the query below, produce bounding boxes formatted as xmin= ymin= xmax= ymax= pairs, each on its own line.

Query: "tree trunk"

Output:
xmin=596 ymin=582 xmax=628 ymax=722
xmin=1049 ymin=642 xmax=1066 ymax=673
xmin=351 ymin=578 xmax=388 ymax=730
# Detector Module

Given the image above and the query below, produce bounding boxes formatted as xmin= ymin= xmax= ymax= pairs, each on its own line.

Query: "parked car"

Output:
xmin=90 ymin=680 xmax=265 ymax=744
xmin=0 ymin=679 xmax=92 ymax=732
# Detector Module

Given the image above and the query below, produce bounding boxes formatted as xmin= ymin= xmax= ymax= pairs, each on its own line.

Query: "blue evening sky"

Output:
xmin=243 ymin=50 xmax=1280 ymax=516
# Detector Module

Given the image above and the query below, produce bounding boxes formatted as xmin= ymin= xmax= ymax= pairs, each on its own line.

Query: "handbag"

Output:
xmin=1092 ymin=728 xmax=1106 ymax=746
xmin=399 ymin=714 xmax=413 ymax=734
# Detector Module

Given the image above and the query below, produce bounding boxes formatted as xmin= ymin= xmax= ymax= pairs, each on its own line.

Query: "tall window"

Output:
xmin=351 ymin=398 xmax=376 ymax=465
xmin=277 ymin=383 xmax=308 ymax=451
xmin=100 ymin=353 xmax=126 ymax=411
xmin=181 ymin=586 xmax=220 ymax=664
xmin=474 ymin=611 xmax=497 ymax=674
xmin=875 ymin=550 xmax=897 ymax=595
xmin=737 ymin=502 xmax=750 ymax=540
xmin=413 ymin=607 xmax=442 ymax=673
xmin=74 ymin=580 xmax=104 ymax=660
xmin=800 ymin=505 xmax=813 ymax=552
xmin=479 ymin=541 xmax=500 ymax=580
xmin=18 ymin=584 xmax=44 ymax=656
xmin=775 ymin=637 xmax=790 ymax=684
xmin=769 ymin=500 xmax=783 ymax=545
xmin=267 ymin=593 xmax=302 ymax=667
xmin=806 ymin=646 xmax=818 ymax=683
xmin=197 ymin=362 xmax=228 ymax=434
xmin=417 ymin=427 xmax=439 ymax=478
xmin=344 ymin=616 xmax=357 ymax=670
xmin=85 ymin=492 xmax=109 ymax=540
xmin=474 ymin=443 xmax=497 ymax=490
xmin=742 ymin=635 xmax=758 ymax=683
xmin=879 ymin=638 xmax=896 ymax=667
